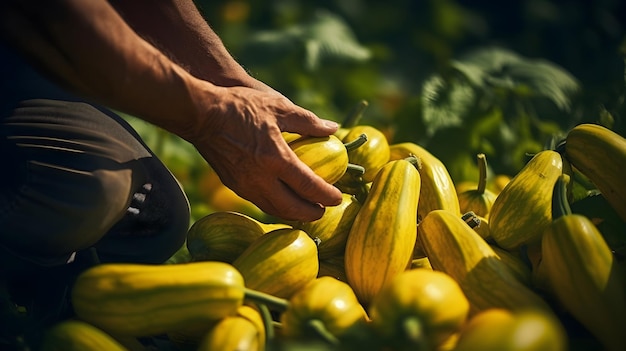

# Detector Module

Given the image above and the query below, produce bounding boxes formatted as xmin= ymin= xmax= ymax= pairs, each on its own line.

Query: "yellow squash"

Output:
xmin=368 ymin=269 xmax=470 ymax=349
xmin=39 ymin=320 xmax=130 ymax=351
xmin=489 ymin=150 xmax=563 ymax=250
xmin=564 ymin=123 xmax=626 ymax=221
xmin=341 ymin=125 xmax=391 ymax=182
xmin=71 ymin=261 xmax=244 ymax=337
xmin=454 ymin=308 xmax=567 ymax=351
xmin=232 ymin=228 xmax=319 ymax=299
xmin=197 ymin=305 xmax=265 ymax=351
xmin=344 ymin=158 xmax=421 ymax=305
xmin=288 ymin=135 xmax=350 ymax=184
xmin=280 ymin=276 xmax=368 ymax=340
xmin=389 ymin=142 xmax=460 ymax=218
xmin=457 ymin=153 xmax=497 ymax=218
xmin=296 ymin=193 xmax=361 ymax=260
xmin=490 ymin=244 xmax=532 ymax=287
xmin=418 ymin=209 xmax=553 ymax=316
xmin=538 ymin=174 xmax=626 ymax=351
xmin=186 ymin=211 xmax=266 ymax=263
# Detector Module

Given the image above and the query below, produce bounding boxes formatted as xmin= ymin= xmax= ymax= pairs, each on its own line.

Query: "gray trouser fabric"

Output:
xmin=0 ymin=99 xmax=190 ymax=278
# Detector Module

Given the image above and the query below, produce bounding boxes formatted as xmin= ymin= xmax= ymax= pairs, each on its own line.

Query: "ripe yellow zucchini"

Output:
xmin=489 ymin=150 xmax=563 ymax=250
xmin=296 ymin=193 xmax=361 ymax=260
xmin=564 ymin=123 xmax=626 ymax=222
xmin=39 ymin=320 xmax=132 ymax=351
xmin=341 ymin=125 xmax=391 ymax=182
xmin=71 ymin=261 xmax=245 ymax=337
xmin=232 ymin=228 xmax=319 ymax=299
xmin=197 ymin=306 xmax=264 ymax=351
xmin=418 ymin=209 xmax=552 ymax=316
xmin=539 ymin=174 xmax=626 ymax=351
xmin=280 ymin=276 xmax=368 ymax=340
xmin=454 ymin=308 xmax=567 ymax=351
xmin=389 ymin=142 xmax=460 ymax=217
xmin=186 ymin=211 xmax=266 ymax=263
xmin=368 ymin=269 xmax=469 ymax=349
xmin=344 ymin=158 xmax=421 ymax=304
xmin=457 ymin=153 xmax=497 ymax=217
xmin=288 ymin=135 xmax=350 ymax=184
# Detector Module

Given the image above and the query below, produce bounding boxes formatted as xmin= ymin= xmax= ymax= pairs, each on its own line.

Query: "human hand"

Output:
xmin=187 ymin=84 xmax=343 ymax=222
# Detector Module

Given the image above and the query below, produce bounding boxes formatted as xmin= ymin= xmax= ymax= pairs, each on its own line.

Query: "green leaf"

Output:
xmin=244 ymin=10 xmax=371 ymax=70
xmin=421 ymin=74 xmax=476 ymax=136
xmin=453 ymin=47 xmax=580 ymax=111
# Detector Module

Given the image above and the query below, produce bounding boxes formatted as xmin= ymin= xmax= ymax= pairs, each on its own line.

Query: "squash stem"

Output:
xmin=402 ymin=316 xmax=427 ymax=348
xmin=257 ymin=303 xmax=275 ymax=343
xmin=404 ymin=155 xmax=422 ymax=170
xmin=244 ymin=288 xmax=289 ymax=312
xmin=341 ymin=100 xmax=369 ymax=128
xmin=307 ymin=319 xmax=340 ymax=346
xmin=476 ymin=153 xmax=488 ymax=194
xmin=344 ymin=133 xmax=368 ymax=151
xmin=346 ymin=163 xmax=365 ymax=176
xmin=552 ymin=174 xmax=572 ymax=220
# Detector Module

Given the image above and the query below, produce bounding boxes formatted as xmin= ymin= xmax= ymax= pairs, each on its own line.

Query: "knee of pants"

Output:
xmin=0 ymin=160 xmax=138 ymax=269
xmin=94 ymin=169 xmax=191 ymax=265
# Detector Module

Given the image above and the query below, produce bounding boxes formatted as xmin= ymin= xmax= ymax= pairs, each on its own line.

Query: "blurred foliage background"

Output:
xmin=124 ymin=0 xmax=626 ymax=222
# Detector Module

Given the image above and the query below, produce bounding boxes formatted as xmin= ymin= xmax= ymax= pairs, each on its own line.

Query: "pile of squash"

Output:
xmin=39 ymin=116 xmax=626 ymax=351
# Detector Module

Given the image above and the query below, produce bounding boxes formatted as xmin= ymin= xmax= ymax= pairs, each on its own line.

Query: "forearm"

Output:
xmin=108 ymin=0 xmax=274 ymax=93
xmin=0 ymin=0 xmax=210 ymax=138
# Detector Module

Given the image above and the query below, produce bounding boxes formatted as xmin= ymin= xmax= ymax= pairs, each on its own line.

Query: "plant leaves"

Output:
xmin=421 ymin=74 xmax=476 ymax=136
xmin=453 ymin=47 xmax=580 ymax=111
xmin=244 ymin=10 xmax=371 ymax=70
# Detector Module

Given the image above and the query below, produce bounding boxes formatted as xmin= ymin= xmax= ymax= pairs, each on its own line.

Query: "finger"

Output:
xmin=247 ymin=180 xmax=328 ymax=222
xmin=279 ymin=156 xmax=343 ymax=208
xmin=276 ymin=104 xmax=339 ymax=137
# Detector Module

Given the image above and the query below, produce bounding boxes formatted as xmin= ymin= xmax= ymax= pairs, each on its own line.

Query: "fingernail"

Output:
xmin=323 ymin=120 xmax=339 ymax=129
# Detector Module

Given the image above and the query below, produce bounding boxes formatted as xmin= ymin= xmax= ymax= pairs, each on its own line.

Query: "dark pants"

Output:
xmin=0 ymin=41 xmax=190 ymax=347
xmin=0 ymin=98 xmax=191 ymax=348
xmin=1 ymin=98 xmax=190 ymax=276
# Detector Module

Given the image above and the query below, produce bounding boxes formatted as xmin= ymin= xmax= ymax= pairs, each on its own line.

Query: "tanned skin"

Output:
xmin=0 ymin=0 xmax=343 ymax=222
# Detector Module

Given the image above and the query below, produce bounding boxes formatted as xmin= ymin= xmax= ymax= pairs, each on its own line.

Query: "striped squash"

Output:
xmin=489 ymin=150 xmax=563 ymax=250
xmin=419 ymin=209 xmax=553 ymax=316
xmin=71 ymin=261 xmax=245 ymax=337
xmin=289 ymin=135 xmax=349 ymax=184
xmin=344 ymin=158 xmax=421 ymax=305
xmin=389 ymin=142 xmax=460 ymax=218
xmin=539 ymin=175 xmax=626 ymax=351
xmin=232 ymin=228 xmax=318 ymax=299
xmin=296 ymin=193 xmax=361 ymax=260
xmin=186 ymin=211 xmax=266 ymax=263
xmin=280 ymin=276 xmax=368 ymax=339
xmin=197 ymin=308 xmax=263 ymax=351
xmin=341 ymin=125 xmax=391 ymax=182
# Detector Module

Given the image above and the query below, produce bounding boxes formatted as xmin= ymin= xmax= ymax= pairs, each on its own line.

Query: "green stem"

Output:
xmin=307 ymin=319 xmax=340 ymax=346
xmin=346 ymin=163 xmax=365 ymax=176
xmin=343 ymin=133 xmax=368 ymax=151
xmin=476 ymin=153 xmax=488 ymax=194
xmin=552 ymin=174 xmax=572 ymax=220
xmin=402 ymin=316 xmax=426 ymax=347
xmin=244 ymin=288 xmax=289 ymax=312
xmin=341 ymin=100 xmax=369 ymax=128
xmin=257 ymin=303 xmax=275 ymax=343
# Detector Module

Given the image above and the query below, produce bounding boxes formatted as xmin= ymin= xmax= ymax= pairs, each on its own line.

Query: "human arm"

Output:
xmin=107 ymin=0 xmax=276 ymax=94
xmin=0 ymin=0 xmax=342 ymax=221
